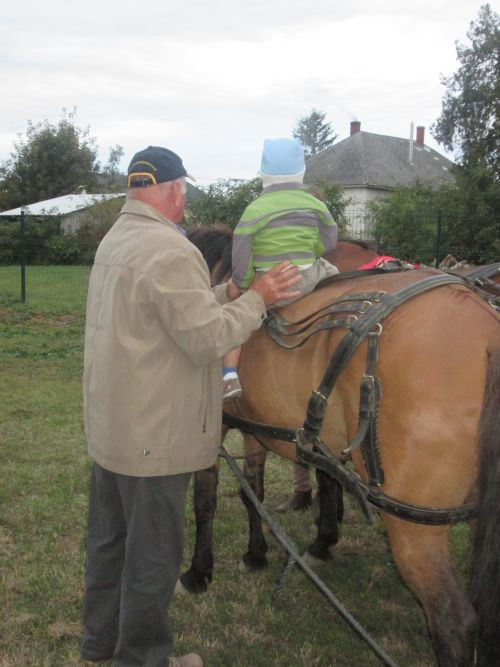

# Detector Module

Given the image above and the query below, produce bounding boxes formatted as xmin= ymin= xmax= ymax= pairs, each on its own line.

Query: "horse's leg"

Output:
xmin=385 ymin=519 xmax=475 ymax=666
xmin=179 ymin=461 xmax=220 ymax=594
xmin=307 ymin=470 xmax=344 ymax=561
xmin=239 ymin=434 xmax=268 ymax=571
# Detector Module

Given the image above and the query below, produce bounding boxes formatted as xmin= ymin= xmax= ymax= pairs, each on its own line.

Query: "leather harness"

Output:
xmin=222 ymin=268 xmax=495 ymax=526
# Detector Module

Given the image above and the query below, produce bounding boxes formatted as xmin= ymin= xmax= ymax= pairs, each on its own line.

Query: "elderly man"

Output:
xmin=80 ymin=146 xmax=301 ymax=667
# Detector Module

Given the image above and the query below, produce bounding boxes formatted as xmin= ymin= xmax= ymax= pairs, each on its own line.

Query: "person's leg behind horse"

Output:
xmin=276 ymin=463 xmax=313 ymax=513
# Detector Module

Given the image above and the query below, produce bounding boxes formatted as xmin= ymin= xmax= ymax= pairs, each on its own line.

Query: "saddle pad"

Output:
xmin=357 ymin=255 xmax=420 ymax=270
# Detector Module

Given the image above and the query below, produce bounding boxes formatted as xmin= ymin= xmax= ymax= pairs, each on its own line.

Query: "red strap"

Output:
xmin=357 ymin=256 xmax=420 ymax=270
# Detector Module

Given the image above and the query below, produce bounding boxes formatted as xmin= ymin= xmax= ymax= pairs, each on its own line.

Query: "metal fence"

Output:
xmin=0 ymin=208 xmax=494 ymax=311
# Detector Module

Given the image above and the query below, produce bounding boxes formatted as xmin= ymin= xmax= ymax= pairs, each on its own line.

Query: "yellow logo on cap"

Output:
xmin=129 ymin=160 xmax=158 ymax=171
xmin=127 ymin=172 xmax=158 ymax=187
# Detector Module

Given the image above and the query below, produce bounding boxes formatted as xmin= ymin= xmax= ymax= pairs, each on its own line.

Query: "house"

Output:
xmin=304 ymin=122 xmax=456 ymax=237
xmin=0 ymin=184 xmax=204 ymax=232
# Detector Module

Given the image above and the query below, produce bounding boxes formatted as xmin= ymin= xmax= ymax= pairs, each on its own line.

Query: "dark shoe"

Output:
xmin=223 ymin=376 xmax=242 ymax=401
xmin=80 ymin=648 xmax=114 ymax=663
xmin=276 ymin=489 xmax=312 ymax=513
xmin=169 ymin=654 xmax=203 ymax=667
xmin=81 ymin=656 xmax=113 ymax=664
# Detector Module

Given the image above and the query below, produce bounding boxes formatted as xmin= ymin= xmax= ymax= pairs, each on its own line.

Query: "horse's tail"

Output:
xmin=470 ymin=347 xmax=500 ymax=665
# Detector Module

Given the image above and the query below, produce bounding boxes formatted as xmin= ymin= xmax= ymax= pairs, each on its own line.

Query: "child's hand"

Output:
xmin=226 ymin=279 xmax=242 ymax=300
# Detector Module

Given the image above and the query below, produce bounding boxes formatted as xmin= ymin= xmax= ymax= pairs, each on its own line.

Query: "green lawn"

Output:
xmin=0 ymin=265 xmax=91 ymax=312
xmin=0 ymin=299 xmax=471 ymax=666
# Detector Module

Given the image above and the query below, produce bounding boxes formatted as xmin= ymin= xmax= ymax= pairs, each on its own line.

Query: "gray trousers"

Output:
xmin=264 ymin=257 xmax=339 ymax=308
xmin=81 ymin=462 xmax=191 ymax=667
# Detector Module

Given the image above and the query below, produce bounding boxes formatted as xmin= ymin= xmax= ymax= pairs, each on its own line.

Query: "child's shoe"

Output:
xmin=223 ymin=374 xmax=242 ymax=401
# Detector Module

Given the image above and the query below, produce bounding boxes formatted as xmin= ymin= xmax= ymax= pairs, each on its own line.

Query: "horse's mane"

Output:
xmin=187 ymin=223 xmax=233 ymax=284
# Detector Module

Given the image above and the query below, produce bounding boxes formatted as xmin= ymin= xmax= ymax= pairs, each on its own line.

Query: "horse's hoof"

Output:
xmin=239 ymin=554 xmax=268 ymax=573
xmin=179 ymin=570 xmax=209 ymax=594
xmin=302 ymin=548 xmax=329 ymax=567
xmin=174 ymin=579 xmax=189 ymax=596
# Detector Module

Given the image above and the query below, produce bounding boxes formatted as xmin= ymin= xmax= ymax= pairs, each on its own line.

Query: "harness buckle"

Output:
xmin=312 ymin=389 xmax=327 ymax=402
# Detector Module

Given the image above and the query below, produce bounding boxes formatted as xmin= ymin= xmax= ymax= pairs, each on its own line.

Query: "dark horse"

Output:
xmin=183 ymin=225 xmax=500 ymax=666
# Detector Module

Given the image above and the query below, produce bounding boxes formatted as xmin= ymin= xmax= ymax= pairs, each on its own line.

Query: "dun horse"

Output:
xmin=184 ymin=226 xmax=500 ymax=666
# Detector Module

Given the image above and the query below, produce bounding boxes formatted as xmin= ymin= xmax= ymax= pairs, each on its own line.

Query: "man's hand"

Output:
xmin=248 ymin=261 xmax=303 ymax=306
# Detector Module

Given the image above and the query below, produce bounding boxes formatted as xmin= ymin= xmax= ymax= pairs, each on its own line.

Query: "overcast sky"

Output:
xmin=1 ymin=1 xmax=495 ymax=185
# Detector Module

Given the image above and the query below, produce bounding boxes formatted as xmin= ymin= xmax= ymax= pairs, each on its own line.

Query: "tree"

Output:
xmin=292 ymin=108 xmax=337 ymax=157
xmin=369 ymin=186 xmax=440 ymax=264
xmin=187 ymin=178 xmax=263 ymax=228
xmin=432 ymin=4 xmax=500 ymax=173
xmin=0 ymin=109 xmax=101 ymax=210
xmin=308 ymin=182 xmax=351 ymax=235
xmin=368 ymin=176 xmax=500 ymax=264
xmin=100 ymin=145 xmax=126 ymax=193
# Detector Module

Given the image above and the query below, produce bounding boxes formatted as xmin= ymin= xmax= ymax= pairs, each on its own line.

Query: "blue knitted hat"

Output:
xmin=259 ymin=138 xmax=305 ymax=176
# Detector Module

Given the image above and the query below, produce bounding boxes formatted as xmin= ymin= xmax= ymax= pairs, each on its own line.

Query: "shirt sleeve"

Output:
xmin=319 ymin=218 xmax=338 ymax=254
xmin=231 ymin=226 xmax=255 ymax=290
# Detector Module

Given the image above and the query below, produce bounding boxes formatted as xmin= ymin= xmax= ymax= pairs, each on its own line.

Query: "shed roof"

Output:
xmin=304 ymin=131 xmax=455 ymax=190
xmin=0 ymin=193 xmax=124 ymax=217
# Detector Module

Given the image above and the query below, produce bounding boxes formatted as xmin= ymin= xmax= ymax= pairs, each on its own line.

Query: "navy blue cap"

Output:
xmin=127 ymin=146 xmax=193 ymax=187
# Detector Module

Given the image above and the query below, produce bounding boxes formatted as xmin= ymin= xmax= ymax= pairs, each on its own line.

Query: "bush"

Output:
xmin=369 ymin=186 xmax=439 ymax=263
xmin=188 ymin=178 xmax=263 ymax=228
xmin=46 ymin=234 xmax=80 ymax=264
xmin=187 ymin=178 xmax=351 ymax=235
xmin=0 ymin=217 xmax=61 ymax=265
xmin=70 ymin=198 xmax=123 ymax=264
xmin=308 ymin=182 xmax=351 ymax=234
xmin=369 ymin=170 xmax=500 ymax=265
xmin=0 ymin=197 xmax=123 ymax=265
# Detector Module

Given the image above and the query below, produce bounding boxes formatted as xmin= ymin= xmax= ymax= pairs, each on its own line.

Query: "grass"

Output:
xmin=0 ymin=265 xmax=91 ymax=312
xmin=0 ymin=297 xmax=472 ymax=666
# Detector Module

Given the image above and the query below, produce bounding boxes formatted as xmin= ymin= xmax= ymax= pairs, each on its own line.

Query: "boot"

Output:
xmin=275 ymin=489 xmax=312 ymax=513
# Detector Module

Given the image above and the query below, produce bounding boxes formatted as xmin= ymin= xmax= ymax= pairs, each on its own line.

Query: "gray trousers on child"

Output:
xmin=271 ymin=257 xmax=339 ymax=308
xmin=81 ymin=462 xmax=191 ymax=667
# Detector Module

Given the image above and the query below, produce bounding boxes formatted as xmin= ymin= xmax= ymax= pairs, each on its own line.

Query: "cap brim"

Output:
xmin=186 ymin=172 xmax=196 ymax=182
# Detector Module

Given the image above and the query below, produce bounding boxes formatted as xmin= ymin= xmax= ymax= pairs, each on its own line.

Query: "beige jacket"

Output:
xmin=83 ymin=199 xmax=266 ymax=476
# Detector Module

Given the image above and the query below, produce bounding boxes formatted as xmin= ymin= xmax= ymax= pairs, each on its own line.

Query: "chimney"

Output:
xmin=409 ymin=121 xmax=414 ymax=164
xmin=350 ymin=120 xmax=361 ymax=136
xmin=416 ymin=126 xmax=425 ymax=146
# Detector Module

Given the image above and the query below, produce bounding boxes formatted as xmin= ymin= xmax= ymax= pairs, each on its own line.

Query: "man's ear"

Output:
xmin=173 ymin=180 xmax=186 ymax=206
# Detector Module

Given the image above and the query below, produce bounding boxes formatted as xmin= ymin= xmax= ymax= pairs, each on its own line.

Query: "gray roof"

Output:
xmin=304 ymin=131 xmax=455 ymax=190
xmin=0 ymin=193 xmax=124 ymax=217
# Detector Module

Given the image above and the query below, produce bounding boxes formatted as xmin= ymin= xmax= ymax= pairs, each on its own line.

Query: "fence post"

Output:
xmin=20 ymin=211 xmax=26 ymax=302
xmin=435 ymin=210 xmax=443 ymax=267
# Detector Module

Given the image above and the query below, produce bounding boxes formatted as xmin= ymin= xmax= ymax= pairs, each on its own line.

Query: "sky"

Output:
xmin=0 ymin=0 xmax=496 ymax=186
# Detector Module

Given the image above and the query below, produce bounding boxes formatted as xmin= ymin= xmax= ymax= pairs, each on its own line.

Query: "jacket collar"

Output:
xmin=119 ymin=198 xmax=183 ymax=235
xmin=262 ymin=182 xmax=305 ymax=194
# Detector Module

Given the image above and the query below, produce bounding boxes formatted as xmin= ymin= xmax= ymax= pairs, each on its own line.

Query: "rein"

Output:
xmin=223 ymin=270 xmax=480 ymax=526
xmin=445 ymin=261 xmax=500 ymax=309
